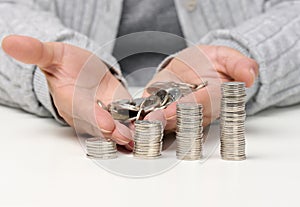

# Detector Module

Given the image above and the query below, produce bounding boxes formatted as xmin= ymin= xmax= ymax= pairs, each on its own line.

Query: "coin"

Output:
xmin=220 ymin=82 xmax=246 ymax=161
xmin=165 ymin=87 xmax=182 ymax=105
xmin=107 ymin=81 xmax=208 ymax=123
xmin=133 ymin=120 xmax=163 ymax=159
xmin=85 ymin=137 xmax=117 ymax=159
xmin=142 ymin=95 xmax=161 ymax=113
xmin=171 ymin=82 xmax=193 ymax=96
xmin=176 ymin=103 xmax=204 ymax=160
xmin=155 ymin=89 xmax=169 ymax=107
xmin=146 ymin=82 xmax=175 ymax=94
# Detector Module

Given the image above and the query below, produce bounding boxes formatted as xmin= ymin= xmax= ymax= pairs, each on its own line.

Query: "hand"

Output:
xmin=144 ymin=45 xmax=259 ymax=131
xmin=2 ymin=35 xmax=133 ymax=148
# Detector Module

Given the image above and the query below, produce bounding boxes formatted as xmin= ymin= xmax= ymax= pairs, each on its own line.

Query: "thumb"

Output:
xmin=212 ymin=46 xmax=259 ymax=87
xmin=2 ymin=35 xmax=58 ymax=68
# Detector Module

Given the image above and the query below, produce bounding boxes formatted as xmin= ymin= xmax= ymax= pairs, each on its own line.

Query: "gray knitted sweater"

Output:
xmin=0 ymin=0 xmax=300 ymax=122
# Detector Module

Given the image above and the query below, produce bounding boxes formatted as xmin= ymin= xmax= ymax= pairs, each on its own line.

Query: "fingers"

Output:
xmin=72 ymin=59 xmax=132 ymax=145
xmin=111 ymin=121 xmax=133 ymax=145
xmin=2 ymin=35 xmax=60 ymax=68
xmin=94 ymin=87 xmax=133 ymax=145
xmin=95 ymin=71 xmax=133 ymax=145
xmin=160 ymin=102 xmax=177 ymax=131
xmin=69 ymin=51 xmax=132 ymax=145
xmin=72 ymin=103 xmax=132 ymax=145
xmin=124 ymin=141 xmax=134 ymax=151
xmin=214 ymin=46 xmax=259 ymax=87
xmin=94 ymin=104 xmax=116 ymax=134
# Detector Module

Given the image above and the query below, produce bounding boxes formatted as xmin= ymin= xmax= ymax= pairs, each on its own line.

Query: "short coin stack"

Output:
xmin=86 ymin=137 xmax=117 ymax=159
xmin=133 ymin=120 xmax=163 ymax=159
xmin=176 ymin=103 xmax=204 ymax=160
xmin=220 ymin=82 xmax=246 ymax=161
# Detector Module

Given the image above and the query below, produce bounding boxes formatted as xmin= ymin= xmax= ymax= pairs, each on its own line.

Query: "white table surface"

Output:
xmin=1 ymin=102 xmax=300 ymax=207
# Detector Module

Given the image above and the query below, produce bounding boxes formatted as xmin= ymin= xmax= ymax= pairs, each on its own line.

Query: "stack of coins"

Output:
xmin=86 ymin=137 xmax=117 ymax=159
xmin=133 ymin=120 xmax=163 ymax=159
xmin=220 ymin=82 xmax=246 ymax=161
xmin=176 ymin=103 xmax=204 ymax=160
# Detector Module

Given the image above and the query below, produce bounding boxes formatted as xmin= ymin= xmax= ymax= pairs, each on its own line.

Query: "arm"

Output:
xmin=200 ymin=1 xmax=300 ymax=114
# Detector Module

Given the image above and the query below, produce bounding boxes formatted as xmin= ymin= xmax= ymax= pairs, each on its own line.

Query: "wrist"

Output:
xmin=206 ymin=39 xmax=251 ymax=58
xmin=33 ymin=67 xmax=67 ymax=125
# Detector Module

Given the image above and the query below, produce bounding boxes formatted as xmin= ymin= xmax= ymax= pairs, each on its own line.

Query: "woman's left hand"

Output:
xmin=143 ymin=45 xmax=259 ymax=131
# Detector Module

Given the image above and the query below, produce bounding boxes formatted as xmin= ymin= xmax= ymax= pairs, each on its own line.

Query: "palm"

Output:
xmin=39 ymin=43 xmax=129 ymax=123
xmin=2 ymin=35 xmax=133 ymax=147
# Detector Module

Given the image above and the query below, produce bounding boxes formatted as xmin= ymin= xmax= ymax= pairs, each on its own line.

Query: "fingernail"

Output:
xmin=125 ymin=141 xmax=134 ymax=151
xmin=114 ymin=120 xmax=133 ymax=140
xmin=250 ymin=68 xmax=256 ymax=83
xmin=128 ymin=140 xmax=134 ymax=148
xmin=100 ymin=128 xmax=113 ymax=134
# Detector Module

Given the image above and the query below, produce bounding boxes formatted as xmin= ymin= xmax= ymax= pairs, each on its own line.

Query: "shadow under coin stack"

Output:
xmin=176 ymin=103 xmax=204 ymax=160
xmin=86 ymin=137 xmax=117 ymax=159
xmin=220 ymin=82 xmax=246 ymax=161
xmin=133 ymin=120 xmax=163 ymax=159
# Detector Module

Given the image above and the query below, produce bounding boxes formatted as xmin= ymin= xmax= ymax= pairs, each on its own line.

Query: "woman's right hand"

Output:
xmin=2 ymin=35 xmax=133 ymax=148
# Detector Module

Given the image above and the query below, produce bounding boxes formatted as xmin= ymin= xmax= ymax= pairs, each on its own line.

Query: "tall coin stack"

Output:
xmin=133 ymin=120 xmax=163 ymax=159
xmin=220 ymin=82 xmax=246 ymax=161
xmin=176 ymin=103 xmax=204 ymax=160
xmin=86 ymin=137 xmax=117 ymax=159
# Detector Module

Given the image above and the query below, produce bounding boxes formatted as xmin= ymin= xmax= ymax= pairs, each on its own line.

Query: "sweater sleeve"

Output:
xmin=0 ymin=1 xmax=124 ymax=124
xmin=200 ymin=1 xmax=300 ymax=115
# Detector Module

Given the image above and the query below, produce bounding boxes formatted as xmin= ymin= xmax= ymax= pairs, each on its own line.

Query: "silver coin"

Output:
xmin=171 ymin=82 xmax=194 ymax=96
xmin=176 ymin=103 xmax=203 ymax=160
xmin=85 ymin=137 xmax=117 ymax=159
xmin=108 ymin=81 xmax=209 ymax=123
xmin=146 ymin=82 xmax=175 ymax=94
xmin=133 ymin=154 xmax=162 ymax=159
xmin=133 ymin=120 xmax=163 ymax=159
xmin=176 ymin=155 xmax=202 ymax=161
xmin=142 ymin=95 xmax=161 ymax=113
xmin=132 ymin=98 xmax=145 ymax=108
xmin=220 ymin=82 xmax=246 ymax=161
xmin=87 ymin=154 xmax=118 ymax=159
xmin=165 ymin=87 xmax=182 ymax=105
xmin=155 ymin=89 xmax=169 ymax=107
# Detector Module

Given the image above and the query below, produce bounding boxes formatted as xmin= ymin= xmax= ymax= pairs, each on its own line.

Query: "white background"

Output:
xmin=0 ymin=102 xmax=300 ymax=207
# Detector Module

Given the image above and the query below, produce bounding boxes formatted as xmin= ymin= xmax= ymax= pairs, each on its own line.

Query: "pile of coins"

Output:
xmin=85 ymin=137 xmax=117 ymax=159
xmin=176 ymin=103 xmax=204 ymax=160
xmin=86 ymin=81 xmax=248 ymax=162
xmin=133 ymin=120 xmax=163 ymax=159
xmin=107 ymin=81 xmax=208 ymax=122
xmin=220 ymin=82 xmax=246 ymax=161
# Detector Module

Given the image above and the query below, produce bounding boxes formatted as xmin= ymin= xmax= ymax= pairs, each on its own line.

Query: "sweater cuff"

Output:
xmin=33 ymin=68 xmax=67 ymax=125
xmin=204 ymin=39 xmax=250 ymax=58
